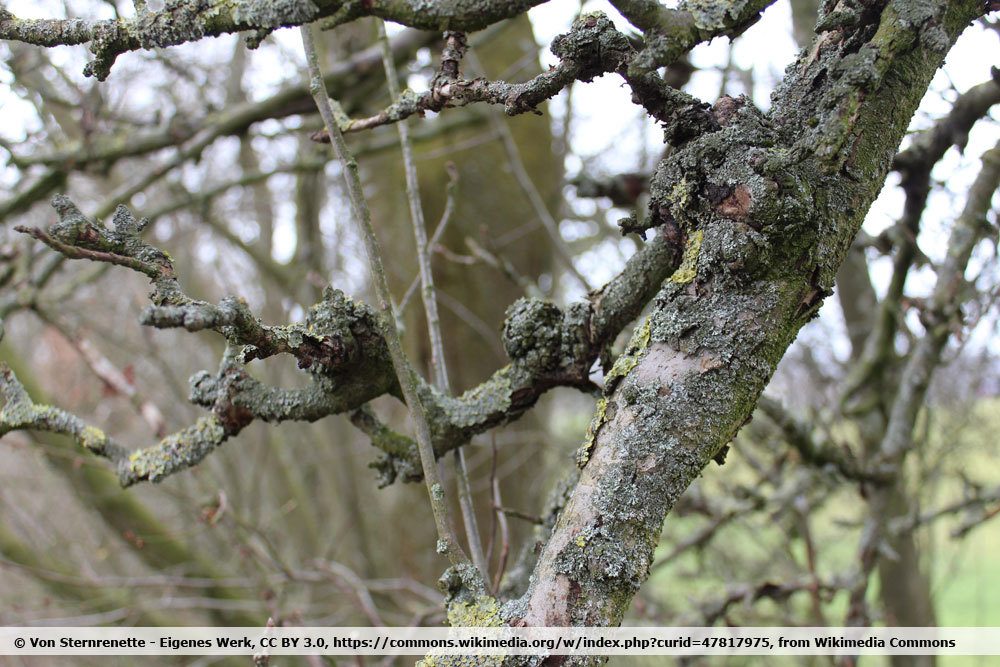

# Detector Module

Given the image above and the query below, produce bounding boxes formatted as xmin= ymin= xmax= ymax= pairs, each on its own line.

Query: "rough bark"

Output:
xmin=507 ymin=0 xmax=985 ymax=630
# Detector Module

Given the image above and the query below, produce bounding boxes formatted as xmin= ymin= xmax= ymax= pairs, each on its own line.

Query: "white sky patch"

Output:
xmin=272 ymin=194 xmax=299 ymax=264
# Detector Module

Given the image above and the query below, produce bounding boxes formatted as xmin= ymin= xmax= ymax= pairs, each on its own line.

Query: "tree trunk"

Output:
xmin=511 ymin=0 xmax=982 ymax=630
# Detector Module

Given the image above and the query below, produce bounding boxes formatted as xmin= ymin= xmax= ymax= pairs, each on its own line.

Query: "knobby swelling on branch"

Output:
xmin=573 ymin=71 xmax=1000 ymax=233
xmin=5 ymin=194 xmax=682 ymax=487
xmin=310 ymin=13 xmax=632 ymax=140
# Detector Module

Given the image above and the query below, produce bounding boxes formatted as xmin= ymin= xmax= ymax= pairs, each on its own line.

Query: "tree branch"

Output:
xmin=300 ymin=22 xmax=474 ymax=573
xmin=312 ymin=13 xmax=633 ymax=142
xmin=377 ymin=19 xmax=490 ymax=581
xmin=0 ymin=1 xmax=544 ymax=79
xmin=757 ymin=396 xmax=882 ymax=482
xmin=512 ymin=0 xmax=985 ymax=629
xmin=0 ymin=364 xmax=128 ymax=462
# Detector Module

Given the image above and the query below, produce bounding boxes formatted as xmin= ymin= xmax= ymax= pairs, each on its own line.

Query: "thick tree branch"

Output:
xmin=0 ymin=357 xmax=240 ymax=485
xmin=511 ymin=0 xmax=986 ymax=629
xmin=0 ymin=1 xmax=542 ymax=79
xmin=893 ymin=70 xmax=1000 ymax=174
xmin=11 ymin=188 xmax=682 ymax=488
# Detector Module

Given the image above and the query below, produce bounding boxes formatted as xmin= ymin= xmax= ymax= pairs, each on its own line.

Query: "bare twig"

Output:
xmin=464 ymin=47 xmax=592 ymax=293
xmin=377 ymin=20 xmax=489 ymax=581
xmin=300 ymin=23 xmax=472 ymax=572
xmin=465 ymin=237 xmax=545 ymax=299
xmin=34 ymin=308 xmax=166 ymax=437
xmin=489 ymin=437 xmax=510 ymax=593
xmin=398 ymin=163 xmax=459 ymax=314
xmin=252 ymin=618 xmax=275 ymax=667
xmin=845 ymin=141 xmax=1000 ymax=628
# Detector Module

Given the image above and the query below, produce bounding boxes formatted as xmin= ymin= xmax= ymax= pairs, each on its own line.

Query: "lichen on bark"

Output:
xmin=512 ymin=0 xmax=985 ymax=634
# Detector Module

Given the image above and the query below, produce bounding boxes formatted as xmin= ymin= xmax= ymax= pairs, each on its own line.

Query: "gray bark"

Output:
xmin=508 ymin=0 xmax=985 ymax=630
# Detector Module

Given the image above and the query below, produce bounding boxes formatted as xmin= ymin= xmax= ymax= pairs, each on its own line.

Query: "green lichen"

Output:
xmin=448 ymin=367 xmax=513 ymax=428
xmin=669 ymin=177 xmax=695 ymax=211
xmin=668 ymin=229 xmax=703 ymax=284
xmin=446 ymin=595 xmax=503 ymax=628
xmin=79 ymin=425 xmax=107 ymax=453
xmin=433 ymin=587 xmax=504 ymax=663
xmin=606 ymin=317 xmax=652 ymax=386
xmin=124 ymin=416 xmax=226 ymax=483
xmin=683 ymin=0 xmax=755 ymax=31
xmin=607 ymin=347 xmax=640 ymax=382
xmin=576 ymin=396 xmax=608 ymax=468
xmin=575 ymin=317 xmax=654 ymax=468
xmin=1 ymin=397 xmax=35 ymax=427
xmin=223 ymin=0 xmax=320 ymax=30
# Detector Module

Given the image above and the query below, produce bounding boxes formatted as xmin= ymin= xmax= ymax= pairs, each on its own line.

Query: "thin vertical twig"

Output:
xmin=398 ymin=163 xmax=459 ymax=313
xmin=464 ymin=48 xmax=592 ymax=293
xmin=251 ymin=617 xmax=274 ymax=667
xmin=489 ymin=436 xmax=510 ymax=594
xmin=377 ymin=22 xmax=489 ymax=582
xmin=300 ymin=24 xmax=470 ymax=570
